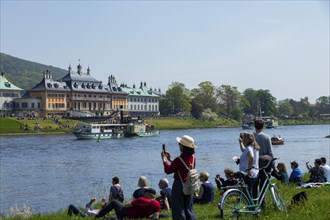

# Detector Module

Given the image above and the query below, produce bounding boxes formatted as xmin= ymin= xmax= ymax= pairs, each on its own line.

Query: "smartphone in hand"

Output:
xmin=162 ymin=144 xmax=166 ymax=152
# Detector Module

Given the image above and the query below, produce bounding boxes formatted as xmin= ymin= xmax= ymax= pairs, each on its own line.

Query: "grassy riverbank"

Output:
xmin=0 ymin=117 xmax=82 ymax=135
xmin=1 ymin=116 xmax=328 ymax=135
xmin=145 ymin=117 xmax=240 ymax=130
xmin=0 ymin=117 xmax=240 ymax=135
xmin=2 ymin=176 xmax=330 ymax=220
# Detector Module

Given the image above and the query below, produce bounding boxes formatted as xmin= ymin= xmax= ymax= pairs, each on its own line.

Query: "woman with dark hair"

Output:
xmin=289 ymin=161 xmax=303 ymax=183
xmin=108 ymin=176 xmax=124 ymax=202
xmin=161 ymin=135 xmax=197 ymax=220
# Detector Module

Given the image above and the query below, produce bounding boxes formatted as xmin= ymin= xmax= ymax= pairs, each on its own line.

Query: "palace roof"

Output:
xmin=120 ymin=81 xmax=160 ymax=97
xmin=30 ymin=70 xmax=70 ymax=92
xmin=0 ymin=72 xmax=24 ymax=91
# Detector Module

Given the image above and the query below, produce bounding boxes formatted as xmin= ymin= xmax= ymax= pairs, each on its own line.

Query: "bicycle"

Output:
xmin=219 ymin=158 xmax=286 ymax=219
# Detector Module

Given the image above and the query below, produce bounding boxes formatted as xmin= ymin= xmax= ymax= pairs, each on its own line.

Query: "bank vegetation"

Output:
xmin=1 ymin=174 xmax=330 ymax=220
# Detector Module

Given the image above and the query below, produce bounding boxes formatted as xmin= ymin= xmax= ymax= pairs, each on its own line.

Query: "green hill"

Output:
xmin=0 ymin=52 xmax=67 ymax=90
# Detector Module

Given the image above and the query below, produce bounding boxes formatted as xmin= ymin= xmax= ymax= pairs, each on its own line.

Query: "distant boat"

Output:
xmin=271 ymin=135 xmax=284 ymax=145
xmin=73 ymin=123 xmax=126 ymax=140
xmin=241 ymin=123 xmax=254 ymax=130
xmin=242 ymin=101 xmax=282 ymax=129
xmin=72 ymin=121 xmax=159 ymax=140
xmin=124 ymin=122 xmax=160 ymax=137
xmin=262 ymin=116 xmax=280 ymax=129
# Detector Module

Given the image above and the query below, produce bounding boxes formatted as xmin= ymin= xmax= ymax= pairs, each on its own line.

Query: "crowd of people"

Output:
xmin=67 ymin=118 xmax=329 ymax=219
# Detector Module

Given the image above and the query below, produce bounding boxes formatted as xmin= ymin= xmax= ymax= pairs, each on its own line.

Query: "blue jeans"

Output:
xmin=68 ymin=204 xmax=87 ymax=217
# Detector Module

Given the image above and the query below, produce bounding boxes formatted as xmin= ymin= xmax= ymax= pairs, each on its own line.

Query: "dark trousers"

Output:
xmin=172 ymin=179 xmax=196 ymax=220
xmin=95 ymin=200 xmax=125 ymax=219
xmin=243 ymin=176 xmax=258 ymax=201
xmin=68 ymin=204 xmax=87 ymax=217
xmin=258 ymin=156 xmax=273 ymax=205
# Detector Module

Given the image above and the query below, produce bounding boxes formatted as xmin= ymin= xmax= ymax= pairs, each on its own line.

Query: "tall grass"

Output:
xmin=2 ymin=180 xmax=329 ymax=220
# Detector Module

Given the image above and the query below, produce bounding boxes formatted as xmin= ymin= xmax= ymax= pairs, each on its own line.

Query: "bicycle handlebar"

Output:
xmin=233 ymin=158 xmax=278 ymax=180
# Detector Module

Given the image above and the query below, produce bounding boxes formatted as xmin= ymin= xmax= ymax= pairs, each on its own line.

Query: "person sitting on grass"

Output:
xmin=108 ymin=176 xmax=124 ymax=203
xmin=156 ymin=178 xmax=172 ymax=210
xmin=306 ymin=158 xmax=326 ymax=183
xmin=68 ymin=197 xmax=106 ymax=217
xmin=193 ymin=171 xmax=214 ymax=204
xmin=271 ymin=162 xmax=289 ymax=184
xmin=320 ymin=157 xmax=330 ymax=182
xmin=95 ymin=187 xmax=161 ymax=219
xmin=215 ymin=168 xmax=238 ymax=192
xmin=289 ymin=161 xmax=303 ymax=184
xmin=132 ymin=176 xmax=149 ymax=199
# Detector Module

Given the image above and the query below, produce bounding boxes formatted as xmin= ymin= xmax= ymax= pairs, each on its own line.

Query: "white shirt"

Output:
xmin=320 ymin=164 xmax=330 ymax=182
xmin=239 ymin=146 xmax=259 ymax=178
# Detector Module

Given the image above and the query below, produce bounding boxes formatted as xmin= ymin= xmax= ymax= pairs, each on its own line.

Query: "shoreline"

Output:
xmin=0 ymin=131 xmax=70 ymax=136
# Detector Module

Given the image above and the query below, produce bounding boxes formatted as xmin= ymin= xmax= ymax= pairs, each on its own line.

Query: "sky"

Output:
xmin=1 ymin=0 xmax=329 ymax=103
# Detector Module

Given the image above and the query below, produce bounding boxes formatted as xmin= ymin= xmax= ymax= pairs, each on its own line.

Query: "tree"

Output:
xmin=160 ymin=82 xmax=191 ymax=115
xmin=216 ymin=84 xmax=243 ymax=121
xmin=242 ymin=88 xmax=258 ymax=115
xmin=313 ymin=96 xmax=330 ymax=117
xmin=289 ymin=97 xmax=311 ymax=118
xmin=191 ymin=101 xmax=204 ymax=119
xmin=256 ymin=89 xmax=277 ymax=116
xmin=242 ymin=88 xmax=277 ymax=116
xmin=201 ymin=108 xmax=218 ymax=121
xmin=190 ymin=81 xmax=218 ymax=113
xmin=277 ymin=99 xmax=294 ymax=118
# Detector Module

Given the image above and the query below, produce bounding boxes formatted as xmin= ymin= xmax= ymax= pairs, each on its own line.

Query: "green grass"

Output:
xmin=145 ymin=117 xmax=240 ymax=130
xmin=0 ymin=116 xmax=240 ymax=135
xmin=0 ymin=117 xmax=22 ymax=133
xmin=0 ymin=117 xmax=82 ymax=134
xmin=2 ymin=179 xmax=330 ymax=220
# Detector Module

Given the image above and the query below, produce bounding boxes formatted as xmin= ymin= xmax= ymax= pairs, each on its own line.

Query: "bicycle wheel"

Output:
xmin=270 ymin=184 xmax=287 ymax=212
xmin=220 ymin=189 xmax=250 ymax=219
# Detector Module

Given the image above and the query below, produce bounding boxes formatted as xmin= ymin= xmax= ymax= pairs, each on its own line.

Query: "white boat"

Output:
xmin=271 ymin=135 xmax=284 ymax=145
xmin=73 ymin=121 xmax=160 ymax=140
xmin=124 ymin=122 xmax=160 ymax=137
xmin=241 ymin=123 xmax=254 ymax=130
xmin=73 ymin=123 xmax=126 ymax=140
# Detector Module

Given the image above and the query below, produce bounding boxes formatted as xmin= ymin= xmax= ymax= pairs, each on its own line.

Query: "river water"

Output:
xmin=0 ymin=124 xmax=329 ymax=214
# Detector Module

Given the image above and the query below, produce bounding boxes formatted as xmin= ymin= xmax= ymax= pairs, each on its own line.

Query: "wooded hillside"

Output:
xmin=0 ymin=53 xmax=67 ymax=90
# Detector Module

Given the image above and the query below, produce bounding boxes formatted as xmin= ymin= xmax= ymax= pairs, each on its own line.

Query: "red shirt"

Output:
xmin=126 ymin=197 xmax=161 ymax=218
xmin=163 ymin=153 xmax=196 ymax=181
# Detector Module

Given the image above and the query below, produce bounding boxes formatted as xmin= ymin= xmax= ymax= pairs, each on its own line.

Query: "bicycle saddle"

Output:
xmin=233 ymin=171 xmax=247 ymax=179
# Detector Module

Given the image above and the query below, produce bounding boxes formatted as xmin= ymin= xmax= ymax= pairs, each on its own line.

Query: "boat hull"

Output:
xmin=125 ymin=130 xmax=160 ymax=137
xmin=272 ymin=140 xmax=284 ymax=145
xmin=73 ymin=132 xmax=125 ymax=140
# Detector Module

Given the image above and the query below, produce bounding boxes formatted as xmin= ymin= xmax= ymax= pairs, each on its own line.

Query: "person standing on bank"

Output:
xmin=239 ymin=132 xmax=260 ymax=199
xmin=161 ymin=135 xmax=197 ymax=220
xmin=253 ymin=118 xmax=274 ymax=205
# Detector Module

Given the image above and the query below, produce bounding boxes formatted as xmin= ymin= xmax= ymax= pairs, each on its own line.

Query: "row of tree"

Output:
xmin=159 ymin=81 xmax=330 ymax=122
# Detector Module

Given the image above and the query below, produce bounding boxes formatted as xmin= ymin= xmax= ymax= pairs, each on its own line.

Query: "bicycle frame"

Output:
xmin=228 ymin=169 xmax=272 ymax=213
xmin=220 ymin=159 xmax=280 ymax=216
